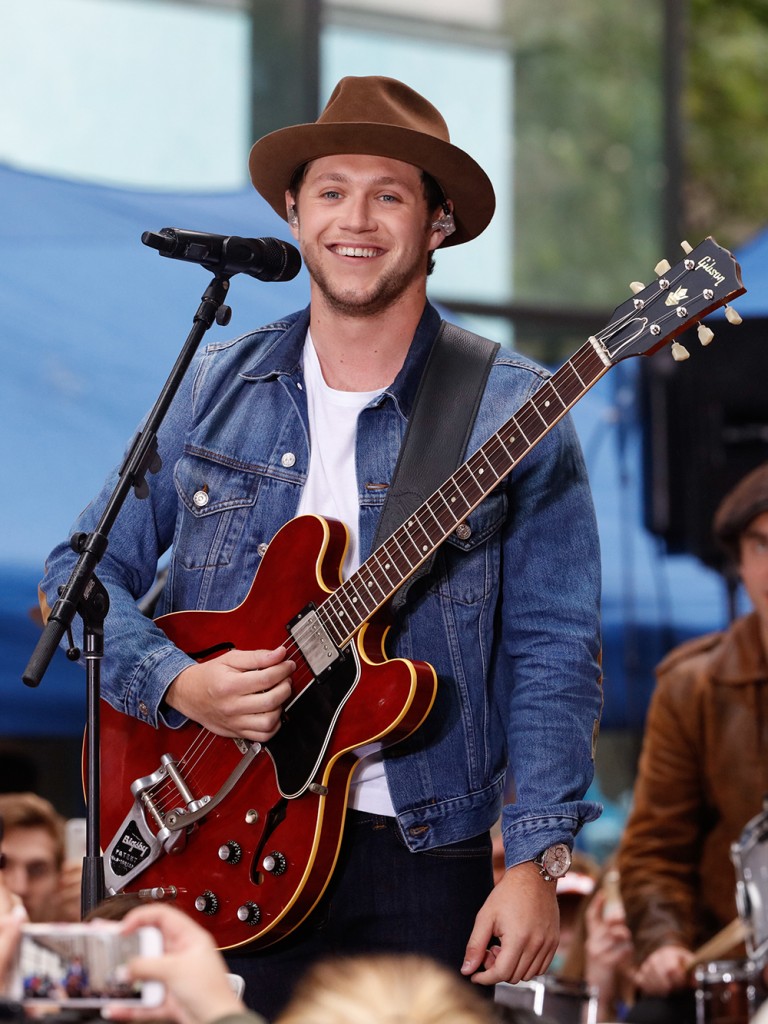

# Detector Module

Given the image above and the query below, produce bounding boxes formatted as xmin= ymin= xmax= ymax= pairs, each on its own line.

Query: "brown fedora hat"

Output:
xmin=248 ymin=75 xmax=496 ymax=247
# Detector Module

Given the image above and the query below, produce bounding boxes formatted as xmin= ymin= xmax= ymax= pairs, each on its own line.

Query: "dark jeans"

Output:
xmin=225 ymin=810 xmax=494 ymax=1021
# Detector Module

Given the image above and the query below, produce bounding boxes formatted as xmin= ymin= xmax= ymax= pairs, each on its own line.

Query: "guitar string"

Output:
xmin=143 ymin=268 xmax=710 ymax=819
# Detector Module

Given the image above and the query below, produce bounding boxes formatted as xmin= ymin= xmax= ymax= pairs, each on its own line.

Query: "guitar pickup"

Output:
xmin=288 ymin=605 xmax=340 ymax=678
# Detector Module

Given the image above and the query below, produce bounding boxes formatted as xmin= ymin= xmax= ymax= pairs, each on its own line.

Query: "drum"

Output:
xmin=694 ymin=959 xmax=761 ymax=1024
xmin=495 ymin=976 xmax=598 ymax=1024
xmin=731 ymin=802 xmax=768 ymax=961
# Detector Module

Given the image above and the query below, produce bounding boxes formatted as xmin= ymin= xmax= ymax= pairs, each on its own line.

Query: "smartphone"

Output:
xmin=10 ymin=921 xmax=164 ymax=1009
xmin=64 ymin=818 xmax=87 ymax=862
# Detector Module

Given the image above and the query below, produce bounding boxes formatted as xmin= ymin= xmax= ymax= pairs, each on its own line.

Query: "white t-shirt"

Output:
xmin=296 ymin=332 xmax=396 ymax=815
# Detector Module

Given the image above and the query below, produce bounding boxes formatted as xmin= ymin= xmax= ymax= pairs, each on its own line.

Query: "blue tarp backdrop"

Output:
xmin=1 ymin=163 xmax=758 ymax=736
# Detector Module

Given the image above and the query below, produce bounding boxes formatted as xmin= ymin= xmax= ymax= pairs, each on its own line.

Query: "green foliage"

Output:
xmin=686 ymin=0 xmax=768 ymax=248
xmin=503 ymin=1 xmax=667 ymax=360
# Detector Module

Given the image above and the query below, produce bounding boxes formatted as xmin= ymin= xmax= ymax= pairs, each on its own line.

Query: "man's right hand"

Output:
xmin=634 ymin=943 xmax=694 ymax=996
xmin=165 ymin=646 xmax=295 ymax=741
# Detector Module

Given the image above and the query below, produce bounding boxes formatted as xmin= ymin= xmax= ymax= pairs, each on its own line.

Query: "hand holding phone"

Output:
xmin=104 ymin=904 xmax=245 ymax=1024
xmin=10 ymin=921 xmax=164 ymax=1009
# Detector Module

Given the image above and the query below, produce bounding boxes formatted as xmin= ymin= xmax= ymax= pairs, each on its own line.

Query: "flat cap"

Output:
xmin=713 ymin=462 xmax=768 ymax=560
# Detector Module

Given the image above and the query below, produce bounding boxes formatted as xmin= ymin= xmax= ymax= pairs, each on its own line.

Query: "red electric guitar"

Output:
xmin=97 ymin=237 xmax=744 ymax=949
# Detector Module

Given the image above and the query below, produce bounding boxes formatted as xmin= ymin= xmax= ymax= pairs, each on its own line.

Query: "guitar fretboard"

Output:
xmin=317 ymin=340 xmax=610 ymax=647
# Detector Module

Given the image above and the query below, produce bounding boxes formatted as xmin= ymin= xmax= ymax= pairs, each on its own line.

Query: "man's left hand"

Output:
xmin=461 ymin=860 xmax=559 ymax=985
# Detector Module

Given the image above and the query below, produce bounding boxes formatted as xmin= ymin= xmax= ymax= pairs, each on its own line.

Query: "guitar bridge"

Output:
xmin=288 ymin=605 xmax=340 ymax=678
xmin=102 ymin=755 xmax=204 ymax=892
xmin=103 ymin=743 xmax=262 ymax=893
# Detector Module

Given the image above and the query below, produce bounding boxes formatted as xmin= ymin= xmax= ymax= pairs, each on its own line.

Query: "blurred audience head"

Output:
xmin=714 ymin=462 xmax=768 ymax=566
xmin=0 ymin=792 xmax=65 ymax=922
xmin=277 ymin=953 xmax=495 ymax=1024
xmin=714 ymin=462 xmax=768 ymax=626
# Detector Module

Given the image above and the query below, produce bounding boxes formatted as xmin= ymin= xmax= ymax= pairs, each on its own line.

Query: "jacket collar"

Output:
xmin=239 ymin=302 xmax=443 ymax=420
xmin=711 ymin=611 xmax=768 ymax=685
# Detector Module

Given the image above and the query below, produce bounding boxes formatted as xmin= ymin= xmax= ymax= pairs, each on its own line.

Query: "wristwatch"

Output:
xmin=533 ymin=843 xmax=572 ymax=881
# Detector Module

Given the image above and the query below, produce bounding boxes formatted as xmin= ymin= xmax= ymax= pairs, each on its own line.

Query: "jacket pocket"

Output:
xmin=430 ymin=486 xmax=507 ymax=605
xmin=173 ymin=451 xmax=263 ymax=569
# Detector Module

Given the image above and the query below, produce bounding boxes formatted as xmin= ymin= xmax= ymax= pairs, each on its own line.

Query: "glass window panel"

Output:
xmin=0 ymin=0 xmax=250 ymax=190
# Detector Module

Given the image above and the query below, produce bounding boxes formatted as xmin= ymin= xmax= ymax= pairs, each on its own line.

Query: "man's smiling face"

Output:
xmin=286 ymin=153 xmax=444 ymax=318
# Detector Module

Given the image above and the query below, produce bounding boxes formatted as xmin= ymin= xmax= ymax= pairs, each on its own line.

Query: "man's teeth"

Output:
xmin=335 ymin=246 xmax=378 ymax=257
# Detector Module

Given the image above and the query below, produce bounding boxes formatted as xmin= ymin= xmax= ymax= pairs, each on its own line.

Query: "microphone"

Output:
xmin=141 ymin=227 xmax=302 ymax=282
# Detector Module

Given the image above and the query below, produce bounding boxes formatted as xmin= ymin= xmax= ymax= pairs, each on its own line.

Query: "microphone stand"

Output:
xmin=22 ymin=272 xmax=234 ymax=918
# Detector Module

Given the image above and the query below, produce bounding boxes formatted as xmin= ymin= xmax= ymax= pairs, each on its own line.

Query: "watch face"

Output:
xmin=542 ymin=843 xmax=571 ymax=878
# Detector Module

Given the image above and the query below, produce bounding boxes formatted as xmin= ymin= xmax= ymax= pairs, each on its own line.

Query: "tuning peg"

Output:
xmin=697 ymin=323 xmax=714 ymax=347
xmin=629 ymin=281 xmax=645 ymax=294
xmin=681 ymin=240 xmax=693 ymax=254
xmin=655 ymin=258 xmax=672 ymax=276
xmin=725 ymin=305 xmax=743 ymax=325
xmin=671 ymin=342 xmax=690 ymax=362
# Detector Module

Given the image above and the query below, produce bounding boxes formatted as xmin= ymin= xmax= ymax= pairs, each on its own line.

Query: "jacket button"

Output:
xmin=257 ymin=543 xmax=268 ymax=557
xmin=454 ymin=523 xmax=472 ymax=540
xmin=281 ymin=452 xmax=296 ymax=468
xmin=193 ymin=489 xmax=209 ymax=508
xmin=138 ymin=701 xmax=149 ymax=718
xmin=408 ymin=825 xmax=430 ymax=837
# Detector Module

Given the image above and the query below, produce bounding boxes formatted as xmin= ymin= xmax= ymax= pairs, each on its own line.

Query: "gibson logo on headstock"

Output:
xmin=696 ymin=254 xmax=725 ymax=286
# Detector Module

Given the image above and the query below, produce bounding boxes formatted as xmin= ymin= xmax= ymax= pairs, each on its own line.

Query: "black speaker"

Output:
xmin=641 ymin=317 xmax=768 ymax=570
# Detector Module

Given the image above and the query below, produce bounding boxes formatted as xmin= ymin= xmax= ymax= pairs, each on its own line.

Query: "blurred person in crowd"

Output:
xmin=548 ymin=853 xmax=600 ymax=976
xmin=0 ymin=819 xmax=26 ymax=998
xmin=0 ymin=904 xmax=24 ymax=998
xmin=559 ymin=864 xmax=636 ymax=1022
xmin=277 ymin=953 xmax=496 ymax=1024
xmin=0 ymin=793 xmax=80 ymax=922
xmin=618 ymin=462 xmax=768 ymax=1024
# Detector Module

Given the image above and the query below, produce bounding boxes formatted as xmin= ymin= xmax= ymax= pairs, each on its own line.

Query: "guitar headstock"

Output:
xmin=597 ymin=237 xmax=745 ymax=364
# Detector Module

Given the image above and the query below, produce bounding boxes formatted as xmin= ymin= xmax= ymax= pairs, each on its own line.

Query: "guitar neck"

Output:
xmin=319 ymin=338 xmax=611 ymax=646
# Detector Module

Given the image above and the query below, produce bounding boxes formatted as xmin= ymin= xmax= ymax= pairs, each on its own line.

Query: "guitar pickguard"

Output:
xmin=266 ymin=642 xmax=360 ymax=799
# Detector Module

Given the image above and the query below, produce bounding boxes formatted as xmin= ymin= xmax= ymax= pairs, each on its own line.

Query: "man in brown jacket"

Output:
xmin=618 ymin=462 xmax=768 ymax=1024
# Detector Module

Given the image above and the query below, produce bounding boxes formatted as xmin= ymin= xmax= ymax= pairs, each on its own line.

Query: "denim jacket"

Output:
xmin=41 ymin=302 xmax=602 ymax=865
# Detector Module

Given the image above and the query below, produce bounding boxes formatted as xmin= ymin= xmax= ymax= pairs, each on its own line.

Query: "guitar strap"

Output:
xmin=373 ymin=319 xmax=500 ymax=613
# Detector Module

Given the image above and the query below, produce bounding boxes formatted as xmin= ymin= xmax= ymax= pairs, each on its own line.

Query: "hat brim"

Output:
xmin=249 ymin=122 xmax=496 ymax=247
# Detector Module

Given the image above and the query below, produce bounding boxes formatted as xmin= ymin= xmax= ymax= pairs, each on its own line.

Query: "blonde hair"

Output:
xmin=277 ymin=954 xmax=494 ymax=1024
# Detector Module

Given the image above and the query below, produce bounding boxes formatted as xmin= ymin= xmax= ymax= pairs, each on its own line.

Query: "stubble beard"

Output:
xmin=302 ymin=239 xmax=430 ymax=319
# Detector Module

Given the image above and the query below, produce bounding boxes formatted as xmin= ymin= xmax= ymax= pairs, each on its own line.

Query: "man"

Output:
xmin=39 ymin=76 xmax=602 ymax=1017
xmin=618 ymin=462 xmax=768 ymax=1024
xmin=0 ymin=792 xmax=79 ymax=922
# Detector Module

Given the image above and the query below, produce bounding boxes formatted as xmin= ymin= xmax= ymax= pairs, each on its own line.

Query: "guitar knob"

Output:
xmin=236 ymin=901 xmax=262 ymax=926
xmin=194 ymin=890 xmax=219 ymax=916
xmin=218 ymin=841 xmax=242 ymax=864
xmin=262 ymin=851 xmax=287 ymax=875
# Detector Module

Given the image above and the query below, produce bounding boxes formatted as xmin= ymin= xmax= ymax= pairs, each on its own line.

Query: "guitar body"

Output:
xmin=97 ymin=514 xmax=437 ymax=949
